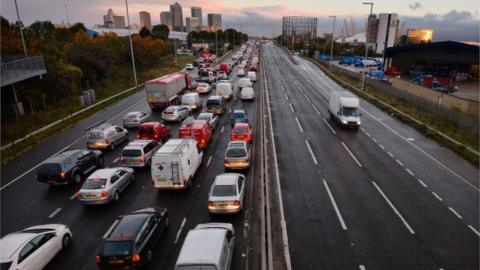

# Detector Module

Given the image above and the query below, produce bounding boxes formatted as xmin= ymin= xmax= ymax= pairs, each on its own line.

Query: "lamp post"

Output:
xmin=329 ymin=15 xmax=336 ymax=69
xmin=362 ymin=2 xmax=374 ymax=91
xmin=215 ymin=24 xmax=218 ymax=56
xmin=14 ymin=0 xmax=28 ymax=57
xmin=125 ymin=0 xmax=137 ymax=86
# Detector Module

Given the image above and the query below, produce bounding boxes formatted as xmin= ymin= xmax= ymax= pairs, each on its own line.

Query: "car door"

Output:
xmin=237 ymin=175 xmax=246 ymax=206
xmin=109 ymin=173 xmax=122 ymax=194
xmin=75 ymin=152 xmax=89 ymax=173
xmin=116 ymin=169 xmax=130 ymax=191
xmin=18 ymin=233 xmax=56 ymax=270
xmin=115 ymin=127 xmax=126 ymax=143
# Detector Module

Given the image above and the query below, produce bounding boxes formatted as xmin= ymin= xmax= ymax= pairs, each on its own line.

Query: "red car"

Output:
xmin=137 ymin=122 xmax=171 ymax=142
xmin=178 ymin=119 xmax=212 ymax=149
xmin=230 ymin=123 xmax=253 ymax=144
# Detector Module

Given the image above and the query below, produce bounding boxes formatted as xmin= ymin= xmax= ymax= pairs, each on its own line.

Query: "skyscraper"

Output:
xmin=207 ymin=14 xmax=222 ymax=32
xmin=170 ymin=2 xmax=184 ymax=32
xmin=160 ymin=11 xmax=172 ymax=30
xmin=186 ymin=17 xmax=200 ymax=32
xmin=191 ymin=6 xmax=202 ymax=27
xmin=139 ymin=11 xmax=152 ymax=30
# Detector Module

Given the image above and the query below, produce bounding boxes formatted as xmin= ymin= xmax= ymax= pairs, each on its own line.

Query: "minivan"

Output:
xmin=181 ymin=92 xmax=202 ymax=111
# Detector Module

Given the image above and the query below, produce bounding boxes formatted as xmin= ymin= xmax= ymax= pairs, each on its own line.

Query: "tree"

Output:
xmin=27 ymin=20 xmax=55 ymax=39
xmin=152 ymin=24 xmax=169 ymax=40
xmin=139 ymin=27 xmax=152 ymax=38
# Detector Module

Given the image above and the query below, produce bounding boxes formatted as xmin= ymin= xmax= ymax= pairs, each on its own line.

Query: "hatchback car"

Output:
xmin=240 ymin=87 xmax=255 ymax=101
xmin=196 ymin=82 xmax=211 ymax=94
xmin=121 ymin=140 xmax=160 ymax=168
xmin=208 ymin=173 xmax=247 ymax=214
xmin=75 ymin=167 xmax=134 ymax=205
xmin=0 ymin=224 xmax=72 ymax=270
xmin=36 ymin=149 xmax=104 ymax=185
xmin=122 ymin=111 xmax=151 ymax=129
xmin=161 ymin=106 xmax=191 ymax=122
xmin=86 ymin=123 xmax=129 ymax=150
xmin=230 ymin=109 xmax=248 ymax=127
xmin=96 ymin=207 xmax=168 ymax=269
xmin=224 ymin=141 xmax=250 ymax=170
xmin=185 ymin=63 xmax=194 ymax=70
xmin=206 ymin=96 xmax=226 ymax=115
xmin=231 ymin=123 xmax=253 ymax=144
xmin=137 ymin=122 xmax=171 ymax=142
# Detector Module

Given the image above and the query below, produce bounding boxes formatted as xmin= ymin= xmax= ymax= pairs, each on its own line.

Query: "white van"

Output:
xmin=247 ymin=71 xmax=257 ymax=82
xmin=175 ymin=223 xmax=235 ymax=270
xmin=328 ymin=90 xmax=361 ymax=130
xmin=238 ymin=78 xmax=252 ymax=89
xmin=181 ymin=92 xmax=202 ymax=111
xmin=216 ymin=82 xmax=233 ymax=100
xmin=151 ymin=139 xmax=203 ymax=189
xmin=240 ymin=87 xmax=255 ymax=101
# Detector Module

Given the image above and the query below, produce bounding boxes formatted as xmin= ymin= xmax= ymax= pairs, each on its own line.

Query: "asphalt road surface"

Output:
xmin=261 ymin=44 xmax=479 ymax=270
xmin=1 ymin=51 xmax=262 ymax=270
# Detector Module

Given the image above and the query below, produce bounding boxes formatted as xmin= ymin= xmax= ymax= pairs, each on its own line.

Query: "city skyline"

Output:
xmin=1 ymin=0 xmax=478 ymax=40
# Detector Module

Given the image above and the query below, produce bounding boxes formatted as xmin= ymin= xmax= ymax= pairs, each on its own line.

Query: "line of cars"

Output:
xmin=0 ymin=42 xmax=260 ymax=270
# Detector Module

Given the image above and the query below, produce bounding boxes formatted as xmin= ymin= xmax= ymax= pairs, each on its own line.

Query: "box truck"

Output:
xmin=145 ymin=72 xmax=192 ymax=110
xmin=328 ymin=90 xmax=361 ymax=129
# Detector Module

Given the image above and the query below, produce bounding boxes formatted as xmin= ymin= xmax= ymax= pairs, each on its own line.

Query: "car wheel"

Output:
xmin=62 ymin=234 xmax=72 ymax=249
xmin=73 ymin=172 xmax=82 ymax=184
xmin=109 ymin=143 xmax=115 ymax=151
xmin=113 ymin=191 xmax=120 ymax=201
xmin=97 ymin=157 xmax=105 ymax=168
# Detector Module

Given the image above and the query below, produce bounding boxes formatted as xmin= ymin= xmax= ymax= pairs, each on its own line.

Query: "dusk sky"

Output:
xmin=1 ymin=0 xmax=479 ymax=41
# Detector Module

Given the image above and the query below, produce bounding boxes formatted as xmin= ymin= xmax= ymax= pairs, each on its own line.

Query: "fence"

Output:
xmin=1 ymin=56 xmax=47 ymax=87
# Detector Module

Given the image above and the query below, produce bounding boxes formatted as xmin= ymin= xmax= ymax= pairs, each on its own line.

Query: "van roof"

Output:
xmin=154 ymin=139 xmax=195 ymax=155
xmin=334 ymin=90 xmax=358 ymax=99
xmin=176 ymin=228 xmax=226 ymax=265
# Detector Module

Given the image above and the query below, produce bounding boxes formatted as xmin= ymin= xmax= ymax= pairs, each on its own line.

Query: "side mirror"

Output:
xmin=359 ymin=113 xmax=362 ymax=117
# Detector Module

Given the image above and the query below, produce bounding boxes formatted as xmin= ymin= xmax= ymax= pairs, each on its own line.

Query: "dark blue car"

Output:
xmin=230 ymin=109 xmax=248 ymax=127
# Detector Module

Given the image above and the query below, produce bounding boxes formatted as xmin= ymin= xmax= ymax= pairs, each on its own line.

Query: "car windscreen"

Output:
xmin=122 ymin=149 xmax=142 ymax=157
xmin=212 ymin=184 xmax=237 ymax=196
xmin=102 ymin=241 xmax=132 ymax=256
xmin=206 ymin=100 xmax=220 ymax=106
xmin=233 ymin=127 xmax=248 ymax=135
xmin=126 ymin=114 xmax=138 ymax=119
xmin=0 ymin=262 xmax=12 ymax=270
xmin=87 ymin=131 xmax=105 ymax=140
xmin=226 ymin=148 xmax=247 ymax=158
xmin=138 ymin=127 xmax=154 ymax=136
xmin=342 ymin=107 xmax=359 ymax=117
xmin=232 ymin=112 xmax=245 ymax=119
xmin=83 ymin=178 xmax=107 ymax=189
xmin=37 ymin=163 xmax=62 ymax=175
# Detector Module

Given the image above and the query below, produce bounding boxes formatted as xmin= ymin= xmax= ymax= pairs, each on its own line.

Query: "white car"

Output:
xmin=208 ymin=173 xmax=247 ymax=214
xmin=247 ymin=71 xmax=257 ymax=82
xmin=75 ymin=167 xmax=134 ymax=205
xmin=122 ymin=111 xmax=151 ymax=128
xmin=240 ymin=87 xmax=255 ymax=101
xmin=186 ymin=63 xmax=194 ymax=70
xmin=237 ymin=68 xmax=245 ymax=77
xmin=161 ymin=105 xmax=191 ymax=122
xmin=0 ymin=224 xmax=72 ymax=270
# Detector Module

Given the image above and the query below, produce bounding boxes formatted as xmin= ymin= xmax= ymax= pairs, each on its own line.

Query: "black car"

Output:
xmin=36 ymin=149 xmax=104 ymax=185
xmin=96 ymin=207 xmax=168 ymax=270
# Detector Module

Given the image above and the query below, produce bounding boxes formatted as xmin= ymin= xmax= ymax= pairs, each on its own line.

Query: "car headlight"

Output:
xmin=341 ymin=119 xmax=348 ymax=124
xmin=357 ymin=120 xmax=361 ymax=125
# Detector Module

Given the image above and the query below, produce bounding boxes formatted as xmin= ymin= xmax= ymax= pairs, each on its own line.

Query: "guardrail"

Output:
xmin=1 ymin=56 xmax=47 ymax=87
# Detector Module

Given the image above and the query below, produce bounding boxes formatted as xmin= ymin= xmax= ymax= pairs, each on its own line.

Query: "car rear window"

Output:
xmin=226 ymin=148 xmax=246 ymax=157
xmin=37 ymin=163 xmax=62 ymax=175
xmin=139 ymin=127 xmax=154 ymax=136
xmin=206 ymin=100 xmax=220 ymax=106
xmin=87 ymin=132 xmax=105 ymax=140
xmin=233 ymin=127 xmax=248 ymax=135
xmin=122 ymin=149 xmax=142 ymax=157
xmin=102 ymin=241 xmax=132 ymax=256
xmin=232 ymin=112 xmax=245 ymax=119
xmin=212 ymin=184 xmax=237 ymax=196
xmin=83 ymin=178 xmax=107 ymax=189
xmin=127 ymin=114 xmax=138 ymax=119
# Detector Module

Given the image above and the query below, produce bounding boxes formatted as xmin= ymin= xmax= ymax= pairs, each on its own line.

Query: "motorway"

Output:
xmin=261 ymin=44 xmax=479 ymax=270
xmin=1 ymin=51 xmax=263 ymax=269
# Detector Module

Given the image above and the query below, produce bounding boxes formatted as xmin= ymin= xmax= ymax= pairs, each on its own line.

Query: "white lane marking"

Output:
xmin=359 ymin=265 xmax=367 ymax=270
xmin=468 ymin=225 xmax=480 ymax=237
xmin=322 ymin=118 xmax=336 ymax=134
xmin=295 ymin=117 xmax=304 ymax=133
xmin=221 ymin=126 xmax=225 ymax=133
xmin=113 ymin=157 xmax=120 ymax=163
xmin=341 ymin=142 xmax=362 ymax=167
xmin=372 ymin=138 xmax=378 ymax=143
xmin=418 ymin=179 xmax=428 ymax=188
xmin=69 ymin=193 xmax=77 ymax=200
xmin=206 ymin=156 xmax=213 ymax=167
xmin=1 ymin=97 xmax=147 ymax=191
xmin=396 ymin=160 xmax=404 ymax=167
xmin=48 ymin=208 xmax=62 ymax=218
xmin=289 ymin=103 xmax=295 ymax=113
xmin=305 ymin=140 xmax=318 ymax=165
xmin=387 ymin=151 xmax=394 ymax=158
xmin=312 ymin=104 xmax=320 ymax=113
xmin=406 ymin=168 xmax=415 ymax=176
xmin=284 ymin=93 xmax=289 ymax=101
xmin=379 ymin=144 xmax=385 ymax=150
xmin=448 ymin=207 xmax=463 ymax=219
xmin=303 ymin=94 xmax=312 ymax=103
xmin=372 ymin=181 xmax=415 ymax=234
xmin=431 ymin=192 xmax=443 ymax=201
xmin=174 ymin=217 xmax=187 ymax=243
xmin=323 ymin=179 xmax=348 ymax=230
xmin=365 ymin=132 xmax=371 ymax=137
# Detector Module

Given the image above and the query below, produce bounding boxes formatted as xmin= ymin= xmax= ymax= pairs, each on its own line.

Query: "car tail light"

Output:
xmin=233 ymin=200 xmax=241 ymax=206
xmin=75 ymin=192 xmax=81 ymax=199
xmin=140 ymin=156 xmax=145 ymax=163
xmin=60 ymin=172 xmax=66 ymax=178
xmin=208 ymin=201 xmax=214 ymax=207
xmin=95 ymin=255 xmax=101 ymax=263
xmin=100 ymin=191 xmax=109 ymax=198
xmin=132 ymin=253 xmax=141 ymax=262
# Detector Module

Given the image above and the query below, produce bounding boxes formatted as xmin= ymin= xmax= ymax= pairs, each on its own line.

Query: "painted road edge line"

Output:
xmin=174 ymin=217 xmax=187 ymax=244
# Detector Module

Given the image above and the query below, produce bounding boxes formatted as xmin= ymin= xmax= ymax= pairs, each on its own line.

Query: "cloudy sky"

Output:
xmin=1 ymin=0 xmax=479 ymax=41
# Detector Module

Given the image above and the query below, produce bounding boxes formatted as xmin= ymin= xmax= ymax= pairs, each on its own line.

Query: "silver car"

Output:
xmin=162 ymin=105 xmax=191 ymax=122
xmin=75 ymin=167 xmax=134 ymax=205
xmin=208 ymin=173 xmax=246 ymax=214
xmin=224 ymin=141 xmax=250 ymax=170
xmin=120 ymin=140 xmax=160 ymax=168
xmin=122 ymin=111 xmax=151 ymax=128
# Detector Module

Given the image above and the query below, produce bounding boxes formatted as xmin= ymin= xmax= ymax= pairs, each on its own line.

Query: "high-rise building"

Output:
xmin=282 ymin=16 xmax=318 ymax=41
xmin=191 ymin=6 xmax=202 ymax=27
xmin=375 ymin=13 xmax=398 ymax=54
xmin=103 ymin=9 xmax=115 ymax=28
xmin=170 ymin=2 xmax=184 ymax=32
xmin=139 ymin=11 xmax=152 ymax=30
xmin=407 ymin=29 xmax=433 ymax=44
xmin=207 ymin=14 xmax=222 ymax=31
xmin=186 ymin=17 xmax=200 ymax=32
xmin=113 ymin=15 xmax=126 ymax=29
xmin=366 ymin=14 xmax=378 ymax=45
xmin=160 ymin=11 xmax=172 ymax=30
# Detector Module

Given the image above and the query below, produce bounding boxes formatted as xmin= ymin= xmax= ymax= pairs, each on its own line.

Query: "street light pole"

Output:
xmin=362 ymin=2 xmax=374 ymax=91
xmin=125 ymin=0 xmax=137 ymax=86
xmin=329 ymin=16 xmax=336 ymax=69
xmin=215 ymin=24 xmax=218 ymax=56
xmin=14 ymin=0 xmax=28 ymax=57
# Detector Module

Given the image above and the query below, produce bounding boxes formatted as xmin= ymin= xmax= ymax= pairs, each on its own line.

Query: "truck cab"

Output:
xmin=328 ymin=91 xmax=362 ymax=130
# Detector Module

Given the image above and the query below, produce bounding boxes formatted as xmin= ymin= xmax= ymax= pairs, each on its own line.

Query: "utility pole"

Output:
xmin=64 ymin=3 xmax=70 ymax=25
xmin=14 ymin=0 xmax=28 ymax=57
xmin=362 ymin=2 xmax=374 ymax=91
xmin=125 ymin=0 xmax=137 ymax=86
xmin=329 ymin=16 xmax=336 ymax=69
xmin=215 ymin=24 xmax=218 ymax=56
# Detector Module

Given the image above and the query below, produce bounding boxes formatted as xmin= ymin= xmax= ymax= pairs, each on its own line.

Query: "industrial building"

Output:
xmin=207 ymin=14 xmax=222 ymax=31
xmin=282 ymin=16 xmax=318 ymax=42
xmin=139 ymin=11 xmax=152 ymax=30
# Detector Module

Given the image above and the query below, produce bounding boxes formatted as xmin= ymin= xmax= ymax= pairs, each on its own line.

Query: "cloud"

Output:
xmin=409 ymin=2 xmax=422 ymax=10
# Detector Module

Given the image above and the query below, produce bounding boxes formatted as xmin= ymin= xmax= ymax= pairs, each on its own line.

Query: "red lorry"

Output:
xmin=145 ymin=72 xmax=192 ymax=110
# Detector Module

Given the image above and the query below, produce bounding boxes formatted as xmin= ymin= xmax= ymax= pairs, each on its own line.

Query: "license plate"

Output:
xmin=216 ymin=202 xmax=229 ymax=206
xmin=109 ymin=259 xmax=124 ymax=264
xmin=84 ymin=194 xmax=97 ymax=198
xmin=128 ymin=160 xmax=137 ymax=164
xmin=48 ymin=180 xmax=56 ymax=184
